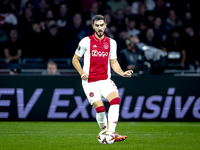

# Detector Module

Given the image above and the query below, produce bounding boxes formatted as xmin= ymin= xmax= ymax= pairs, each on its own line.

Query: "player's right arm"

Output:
xmin=72 ymin=54 xmax=88 ymax=80
xmin=72 ymin=37 xmax=89 ymax=80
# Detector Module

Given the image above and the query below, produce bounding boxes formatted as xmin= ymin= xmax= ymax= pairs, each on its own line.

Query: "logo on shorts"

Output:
xmin=89 ymin=92 xmax=94 ymax=97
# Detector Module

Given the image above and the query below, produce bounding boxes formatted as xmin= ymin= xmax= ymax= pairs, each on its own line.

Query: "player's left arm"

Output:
xmin=110 ymin=58 xmax=133 ymax=78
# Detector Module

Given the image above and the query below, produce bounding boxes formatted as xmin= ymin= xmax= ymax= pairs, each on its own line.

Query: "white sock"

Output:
xmin=96 ymin=112 xmax=107 ymax=131
xmin=108 ymin=105 xmax=119 ymax=133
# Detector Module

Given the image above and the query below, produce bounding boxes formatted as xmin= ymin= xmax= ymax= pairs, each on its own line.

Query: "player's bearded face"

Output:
xmin=95 ymin=29 xmax=105 ymax=38
xmin=93 ymin=20 xmax=107 ymax=38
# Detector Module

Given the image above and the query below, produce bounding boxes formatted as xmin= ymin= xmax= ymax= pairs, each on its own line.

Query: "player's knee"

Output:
xmin=110 ymin=97 xmax=120 ymax=105
xmin=95 ymin=106 xmax=105 ymax=113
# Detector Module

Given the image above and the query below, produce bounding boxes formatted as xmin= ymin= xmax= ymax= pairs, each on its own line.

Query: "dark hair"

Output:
xmin=25 ymin=0 xmax=34 ymax=7
xmin=9 ymin=26 xmax=19 ymax=36
xmin=92 ymin=15 xmax=106 ymax=25
xmin=47 ymin=60 xmax=57 ymax=66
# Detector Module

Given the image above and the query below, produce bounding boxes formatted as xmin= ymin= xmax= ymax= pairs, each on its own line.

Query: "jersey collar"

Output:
xmin=93 ymin=33 xmax=107 ymax=42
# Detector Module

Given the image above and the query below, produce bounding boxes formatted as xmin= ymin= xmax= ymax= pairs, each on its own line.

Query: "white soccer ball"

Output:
xmin=98 ymin=130 xmax=115 ymax=144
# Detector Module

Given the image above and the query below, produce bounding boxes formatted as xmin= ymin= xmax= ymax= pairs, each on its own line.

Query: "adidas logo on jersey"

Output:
xmin=93 ymin=45 xmax=97 ymax=47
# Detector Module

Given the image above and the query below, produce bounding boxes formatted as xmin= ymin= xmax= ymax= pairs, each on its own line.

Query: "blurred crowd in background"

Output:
xmin=1 ymin=0 xmax=200 ymax=75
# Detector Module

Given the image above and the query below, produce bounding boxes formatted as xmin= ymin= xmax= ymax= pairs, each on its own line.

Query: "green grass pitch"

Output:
xmin=0 ymin=122 xmax=200 ymax=150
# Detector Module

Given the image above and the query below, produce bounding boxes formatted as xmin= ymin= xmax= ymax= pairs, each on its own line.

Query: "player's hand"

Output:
xmin=81 ymin=73 xmax=89 ymax=80
xmin=122 ymin=70 xmax=133 ymax=78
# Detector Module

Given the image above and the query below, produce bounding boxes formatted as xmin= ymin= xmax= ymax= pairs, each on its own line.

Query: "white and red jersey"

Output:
xmin=75 ymin=33 xmax=117 ymax=83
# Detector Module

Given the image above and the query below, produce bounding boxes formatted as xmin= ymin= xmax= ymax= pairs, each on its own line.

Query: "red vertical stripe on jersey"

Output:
xmin=88 ymin=34 xmax=110 ymax=83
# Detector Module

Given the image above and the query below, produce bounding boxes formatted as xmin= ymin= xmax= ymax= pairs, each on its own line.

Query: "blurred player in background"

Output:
xmin=72 ymin=15 xmax=133 ymax=142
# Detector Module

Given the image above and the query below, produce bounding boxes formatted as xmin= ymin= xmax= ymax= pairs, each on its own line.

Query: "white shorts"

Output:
xmin=82 ymin=79 xmax=118 ymax=105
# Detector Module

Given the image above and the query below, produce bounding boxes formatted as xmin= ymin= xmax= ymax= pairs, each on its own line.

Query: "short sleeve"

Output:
xmin=109 ymin=39 xmax=117 ymax=59
xmin=75 ymin=37 xmax=88 ymax=57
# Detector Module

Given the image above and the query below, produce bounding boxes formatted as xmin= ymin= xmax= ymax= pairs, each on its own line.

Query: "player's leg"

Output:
xmin=106 ymin=91 xmax=120 ymax=133
xmin=101 ymin=80 xmax=120 ymax=133
xmin=82 ymin=81 xmax=107 ymax=131
xmin=107 ymin=91 xmax=127 ymax=142
xmin=101 ymin=79 xmax=127 ymax=142
xmin=93 ymin=100 xmax=107 ymax=131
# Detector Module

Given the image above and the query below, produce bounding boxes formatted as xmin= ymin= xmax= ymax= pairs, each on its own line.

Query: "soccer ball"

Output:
xmin=98 ymin=130 xmax=115 ymax=144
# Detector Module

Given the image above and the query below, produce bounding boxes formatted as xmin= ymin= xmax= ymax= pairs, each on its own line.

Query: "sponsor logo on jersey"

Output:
xmin=92 ymin=50 xmax=108 ymax=57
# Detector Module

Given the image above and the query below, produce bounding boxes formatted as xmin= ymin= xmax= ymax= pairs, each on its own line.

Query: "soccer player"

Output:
xmin=72 ymin=15 xmax=133 ymax=142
